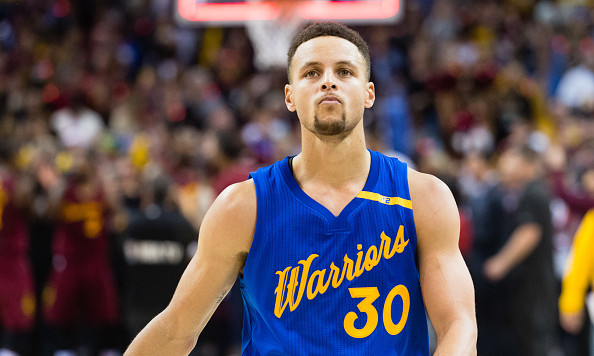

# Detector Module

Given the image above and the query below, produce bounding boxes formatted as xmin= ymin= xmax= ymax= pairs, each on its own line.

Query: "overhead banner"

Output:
xmin=176 ymin=0 xmax=402 ymax=26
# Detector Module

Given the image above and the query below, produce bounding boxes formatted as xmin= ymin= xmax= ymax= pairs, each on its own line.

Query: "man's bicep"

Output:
xmin=411 ymin=172 xmax=475 ymax=336
xmin=164 ymin=181 xmax=256 ymax=339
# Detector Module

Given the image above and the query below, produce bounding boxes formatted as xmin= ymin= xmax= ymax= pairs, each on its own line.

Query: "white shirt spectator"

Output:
xmin=51 ymin=107 xmax=105 ymax=149
xmin=556 ymin=65 xmax=594 ymax=109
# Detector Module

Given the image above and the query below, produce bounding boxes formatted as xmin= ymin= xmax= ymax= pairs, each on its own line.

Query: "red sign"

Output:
xmin=176 ymin=0 xmax=401 ymax=26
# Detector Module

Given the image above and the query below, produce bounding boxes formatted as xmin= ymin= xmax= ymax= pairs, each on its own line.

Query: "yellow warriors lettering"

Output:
xmin=330 ymin=262 xmax=345 ymax=288
xmin=344 ymin=254 xmax=356 ymax=281
xmin=354 ymin=244 xmax=365 ymax=278
xmin=273 ymin=225 xmax=410 ymax=319
xmin=273 ymin=254 xmax=318 ymax=318
xmin=306 ymin=269 xmax=331 ymax=300
xmin=364 ymin=245 xmax=378 ymax=271
xmin=382 ymin=225 xmax=408 ymax=259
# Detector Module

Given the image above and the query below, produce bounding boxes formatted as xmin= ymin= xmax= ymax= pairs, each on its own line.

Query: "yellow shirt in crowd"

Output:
xmin=560 ymin=209 xmax=594 ymax=314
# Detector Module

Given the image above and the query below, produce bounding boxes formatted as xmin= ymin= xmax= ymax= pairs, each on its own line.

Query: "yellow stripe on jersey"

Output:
xmin=356 ymin=191 xmax=412 ymax=209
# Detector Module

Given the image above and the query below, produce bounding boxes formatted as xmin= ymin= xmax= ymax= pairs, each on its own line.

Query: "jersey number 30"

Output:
xmin=344 ymin=285 xmax=410 ymax=338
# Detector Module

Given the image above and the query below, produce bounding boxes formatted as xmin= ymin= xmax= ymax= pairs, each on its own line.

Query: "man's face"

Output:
xmin=285 ymin=36 xmax=374 ymax=138
xmin=498 ymin=151 xmax=530 ymax=189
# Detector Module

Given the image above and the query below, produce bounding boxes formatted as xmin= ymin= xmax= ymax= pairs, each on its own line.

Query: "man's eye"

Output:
xmin=339 ymin=69 xmax=352 ymax=76
xmin=305 ymin=70 xmax=318 ymax=78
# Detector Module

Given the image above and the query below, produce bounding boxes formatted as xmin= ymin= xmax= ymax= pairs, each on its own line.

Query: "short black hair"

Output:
xmin=151 ymin=174 xmax=171 ymax=206
xmin=287 ymin=22 xmax=370 ymax=82
xmin=505 ymin=144 xmax=541 ymax=166
xmin=518 ymin=144 xmax=541 ymax=163
xmin=217 ymin=129 xmax=243 ymax=159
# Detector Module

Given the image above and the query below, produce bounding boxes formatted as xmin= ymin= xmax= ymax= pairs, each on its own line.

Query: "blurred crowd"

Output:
xmin=0 ymin=0 xmax=594 ymax=355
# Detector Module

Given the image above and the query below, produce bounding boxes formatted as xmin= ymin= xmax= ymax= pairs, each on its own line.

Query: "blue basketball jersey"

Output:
xmin=240 ymin=150 xmax=429 ymax=355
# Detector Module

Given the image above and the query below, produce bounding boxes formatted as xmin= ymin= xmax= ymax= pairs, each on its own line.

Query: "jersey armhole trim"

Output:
xmin=241 ymin=175 xmax=265 ymax=280
xmin=397 ymin=161 xmax=419 ymax=269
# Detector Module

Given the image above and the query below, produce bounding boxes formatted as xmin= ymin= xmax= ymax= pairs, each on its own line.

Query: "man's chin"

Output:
xmin=313 ymin=120 xmax=346 ymax=136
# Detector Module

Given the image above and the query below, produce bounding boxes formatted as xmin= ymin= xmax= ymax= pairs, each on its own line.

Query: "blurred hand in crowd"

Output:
xmin=560 ymin=310 xmax=585 ymax=335
xmin=545 ymin=144 xmax=567 ymax=172
xmin=36 ymin=162 xmax=60 ymax=191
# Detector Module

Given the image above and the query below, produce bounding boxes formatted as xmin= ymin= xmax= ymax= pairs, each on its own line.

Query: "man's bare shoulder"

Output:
xmin=199 ymin=179 xmax=257 ymax=259
xmin=407 ymin=168 xmax=453 ymax=206
xmin=407 ymin=168 xmax=459 ymax=246
xmin=213 ymin=179 xmax=257 ymax=217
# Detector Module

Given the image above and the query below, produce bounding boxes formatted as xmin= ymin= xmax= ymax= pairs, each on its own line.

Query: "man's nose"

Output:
xmin=321 ymin=71 xmax=337 ymax=90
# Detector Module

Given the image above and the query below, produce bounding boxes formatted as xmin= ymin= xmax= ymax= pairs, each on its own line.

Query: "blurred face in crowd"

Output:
xmin=497 ymin=150 xmax=531 ymax=189
xmin=284 ymin=36 xmax=375 ymax=138
xmin=464 ymin=151 xmax=489 ymax=180
xmin=498 ymin=147 xmax=546 ymax=190
xmin=70 ymin=150 xmax=94 ymax=184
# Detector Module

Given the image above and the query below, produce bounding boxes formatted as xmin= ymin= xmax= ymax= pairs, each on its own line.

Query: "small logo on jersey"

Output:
xmin=356 ymin=191 xmax=412 ymax=209
xmin=273 ymin=225 xmax=409 ymax=318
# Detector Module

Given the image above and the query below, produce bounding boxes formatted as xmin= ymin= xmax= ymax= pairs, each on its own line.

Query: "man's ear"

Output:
xmin=364 ymin=82 xmax=375 ymax=109
xmin=285 ymin=84 xmax=296 ymax=112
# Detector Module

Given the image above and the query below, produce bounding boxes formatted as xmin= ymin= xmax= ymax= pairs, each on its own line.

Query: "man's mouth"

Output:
xmin=319 ymin=96 xmax=341 ymax=104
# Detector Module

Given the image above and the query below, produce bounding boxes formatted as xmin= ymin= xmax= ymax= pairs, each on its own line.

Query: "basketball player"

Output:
xmin=125 ymin=22 xmax=476 ymax=355
xmin=43 ymin=150 xmax=120 ymax=354
xmin=0 ymin=143 xmax=35 ymax=356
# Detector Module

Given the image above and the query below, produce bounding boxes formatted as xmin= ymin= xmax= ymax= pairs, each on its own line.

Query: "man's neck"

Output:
xmin=292 ymin=123 xmax=370 ymax=189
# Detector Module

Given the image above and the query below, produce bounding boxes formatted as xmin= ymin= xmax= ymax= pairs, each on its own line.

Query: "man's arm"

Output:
xmin=559 ymin=210 xmax=594 ymax=334
xmin=124 ymin=180 xmax=256 ymax=355
xmin=410 ymin=170 xmax=477 ymax=355
xmin=482 ymin=223 xmax=541 ymax=282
